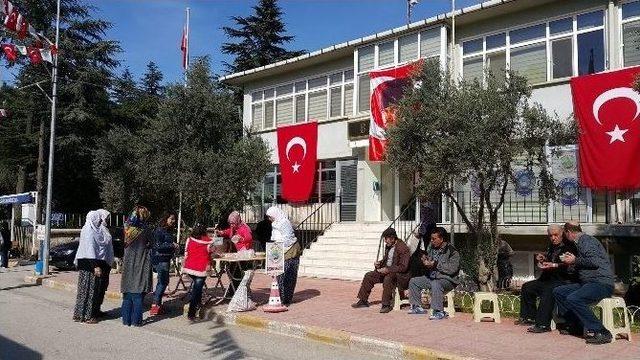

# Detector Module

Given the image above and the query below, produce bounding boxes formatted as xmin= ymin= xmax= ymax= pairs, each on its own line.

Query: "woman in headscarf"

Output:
xmin=182 ymin=224 xmax=213 ymax=320
xmin=150 ymin=211 xmax=178 ymax=316
xmin=266 ymin=206 xmax=302 ymax=306
xmin=215 ymin=211 xmax=253 ymax=251
xmin=73 ymin=211 xmax=109 ymax=323
xmin=120 ymin=205 xmax=153 ymax=326
xmin=94 ymin=209 xmax=114 ymax=318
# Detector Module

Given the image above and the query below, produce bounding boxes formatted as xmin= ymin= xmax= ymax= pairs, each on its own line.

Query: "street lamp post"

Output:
xmin=42 ymin=0 xmax=62 ymax=276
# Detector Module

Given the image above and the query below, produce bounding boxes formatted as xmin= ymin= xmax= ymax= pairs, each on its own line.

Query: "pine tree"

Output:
xmin=222 ymin=0 xmax=305 ymax=73
xmin=141 ymin=61 xmax=164 ymax=97
xmin=112 ymin=68 xmax=139 ymax=105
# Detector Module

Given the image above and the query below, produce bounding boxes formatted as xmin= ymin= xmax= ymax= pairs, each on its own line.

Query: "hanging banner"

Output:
xmin=276 ymin=121 xmax=318 ymax=203
xmin=571 ymin=66 xmax=640 ymax=190
xmin=368 ymin=62 xmax=417 ymax=161
xmin=549 ymin=145 xmax=581 ymax=206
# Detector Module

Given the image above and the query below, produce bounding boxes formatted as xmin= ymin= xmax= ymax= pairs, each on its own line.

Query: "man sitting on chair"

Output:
xmin=351 ymin=228 xmax=410 ymax=313
xmin=407 ymin=227 xmax=460 ymax=320
xmin=516 ymin=224 xmax=577 ymax=333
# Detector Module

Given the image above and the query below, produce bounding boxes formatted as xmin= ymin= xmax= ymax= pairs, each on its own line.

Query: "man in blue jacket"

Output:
xmin=553 ymin=221 xmax=615 ymax=345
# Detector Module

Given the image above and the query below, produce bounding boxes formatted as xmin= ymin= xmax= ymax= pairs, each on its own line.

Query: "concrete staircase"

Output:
xmin=299 ymin=222 xmax=389 ymax=281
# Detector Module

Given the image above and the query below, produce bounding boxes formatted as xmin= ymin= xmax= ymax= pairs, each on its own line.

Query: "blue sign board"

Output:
xmin=0 ymin=193 xmax=34 ymax=205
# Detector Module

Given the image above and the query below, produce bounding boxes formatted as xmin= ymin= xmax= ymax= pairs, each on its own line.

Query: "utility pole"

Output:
xmin=42 ymin=0 xmax=62 ymax=276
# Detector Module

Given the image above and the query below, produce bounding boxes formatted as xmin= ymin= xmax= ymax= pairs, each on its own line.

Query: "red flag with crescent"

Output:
xmin=571 ymin=66 xmax=640 ymax=190
xmin=277 ymin=121 xmax=318 ymax=203
xmin=368 ymin=63 xmax=417 ymax=161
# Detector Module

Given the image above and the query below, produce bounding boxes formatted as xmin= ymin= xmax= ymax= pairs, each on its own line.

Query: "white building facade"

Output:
xmin=222 ymin=0 xmax=640 ymax=280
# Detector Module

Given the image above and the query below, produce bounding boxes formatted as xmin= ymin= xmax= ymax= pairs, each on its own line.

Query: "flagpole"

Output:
xmin=42 ymin=0 xmax=61 ymax=276
xmin=177 ymin=7 xmax=189 ymax=246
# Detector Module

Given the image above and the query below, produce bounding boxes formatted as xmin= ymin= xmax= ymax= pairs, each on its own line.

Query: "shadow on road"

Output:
xmin=203 ymin=318 xmax=247 ymax=360
xmin=0 ymin=334 xmax=43 ymax=360
xmin=0 ymin=283 xmax=40 ymax=292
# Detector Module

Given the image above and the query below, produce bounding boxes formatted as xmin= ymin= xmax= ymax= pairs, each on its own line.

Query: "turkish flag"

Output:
xmin=180 ymin=27 xmax=188 ymax=70
xmin=571 ymin=67 xmax=640 ymax=190
xmin=4 ymin=8 xmax=18 ymax=31
xmin=368 ymin=62 xmax=418 ymax=161
xmin=277 ymin=121 xmax=318 ymax=203
xmin=27 ymin=46 xmax=42 ymax=64
xmin=1 ymin=44 xmax=17 ymax=61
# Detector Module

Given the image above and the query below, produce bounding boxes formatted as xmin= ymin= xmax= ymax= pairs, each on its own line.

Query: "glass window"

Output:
xmin=463 ymin=56 xmax=484 ymax=82
xmin=510 ymin=24 xmax=545 ymax=44
xmin=308 ymin=76 xmax=327 ymax=90
xmin=344 ymin=83 xmax=354 ymax=116
xmin=251 ymin=104 xmax=262 ymax=131
xmin=276 ymin=98 xmax=293 ymax=126
xmin=294 ymin=81 xmax=306 ymax=92
xmin=487 ymin=51 xmax=506 ymax=83
xmin=463 ymin=38 xmax=483 ymax=54
xmin=276 ymin=84 xmax=293 ymax=96
xmin=510 ymin=43 xmax=547 ymax=84
xmin=358 ymin=45 xmax=375 ymax=72
xmin=577 ymin=30 xmax=604 ymax=75
xmin=251 ymin=91 xmax=262 ymax=102
xmin=295 ymin=94 xmax=306 ymax=123
xmin=264 ymin=101 xmax=275 ymax=128
xmin=358 ymin=74 xmax=370 ymax=112
xmin=623 ymin=1 xmax=640 ymax=20
xmin=344 ymin=69 xmax=354 ymax=82
xmin=378 ymin=40 xmax=395 ymax=67
xmin=551 ymin=38 xmax=573 ymax=79
xmin=308 ymin=91 xmax=327 ymax=121
xmin=264 ymin=88 xmax=274 ymax=99
xmin=420 ymin=28 xmax=441 ymax=58
xmin=399 ymin=33 xmax=419 ymax=62
xmin=577 ymin=11 xmax=603 ymax=30
xmin=329 ymin=73 xmax=342 ymax=85
xmin=623 ymin=20 xmax=640 ymax=66
xmin=550 ymin=18 xmax=573 ymax=35
xmin=330 ymin=87 xmax=342 ymax=118
xmin=486 ymin=33 xmax=506 ymax=50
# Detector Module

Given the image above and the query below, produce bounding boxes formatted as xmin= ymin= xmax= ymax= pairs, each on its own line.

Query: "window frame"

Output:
xmin=249 ymin=68 xmax=355 ymax=132
xmin=459 ymin=7 xmax=608 ymax=85
xmin=620 ymin=0 xmax=640 ymax=67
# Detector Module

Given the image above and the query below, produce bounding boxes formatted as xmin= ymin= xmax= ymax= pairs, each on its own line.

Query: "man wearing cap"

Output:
xmin=553 ymin=221 xmax=615 ymax=345
xmin=351 ymin=227 xmax=411 ymax=313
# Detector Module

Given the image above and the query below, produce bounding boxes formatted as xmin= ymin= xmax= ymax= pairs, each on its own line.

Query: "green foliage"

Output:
xmin=221 ymin=0 xmax=305 ymax=73
xmin=94 ymin=58 xmax=270 ymax=224
xmin=386 ymin=60 xmax=568 ymax=288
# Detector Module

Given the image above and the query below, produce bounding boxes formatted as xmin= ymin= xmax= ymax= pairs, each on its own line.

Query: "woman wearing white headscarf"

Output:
xmin=266 ymin=206 xmax=302 ymax=306
xmin=94 ymin=209 xmax=113 ymax=318
xmin=73 ymin=211 xmax=109 ymax=323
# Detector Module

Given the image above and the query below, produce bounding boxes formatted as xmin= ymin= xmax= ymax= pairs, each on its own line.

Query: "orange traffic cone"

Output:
xmin=263 ymin=275 xmax=288 ymax=313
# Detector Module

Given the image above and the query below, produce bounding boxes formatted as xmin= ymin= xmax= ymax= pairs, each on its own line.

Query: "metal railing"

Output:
xmin=294 ymin=196 xmax=341 ymax=250
xmin=39 ymin=212 xmax=127 ymax=229
xmin=377 ymin=197 xmax=419 ymax=261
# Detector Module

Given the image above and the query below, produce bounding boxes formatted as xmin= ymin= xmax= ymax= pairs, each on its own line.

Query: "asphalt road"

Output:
xmin=0 ymin=266 xmax=389 ymax=360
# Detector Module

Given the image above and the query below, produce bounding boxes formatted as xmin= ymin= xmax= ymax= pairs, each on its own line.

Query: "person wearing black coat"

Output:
xmin=0 ymin=221 xmax=10 ymax=268
xmin=517 ymin=224 xmax=578 ymax=333
xmin=150 ymin=212 xmax=178 ymax=315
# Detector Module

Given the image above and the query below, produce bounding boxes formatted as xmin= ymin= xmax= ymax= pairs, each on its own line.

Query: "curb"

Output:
xmin=36 ymin=276 xmax=472 ymax=360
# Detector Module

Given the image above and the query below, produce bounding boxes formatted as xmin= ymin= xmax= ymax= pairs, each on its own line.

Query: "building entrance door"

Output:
xmin=338 ymin=159 xmax=357 ymax=221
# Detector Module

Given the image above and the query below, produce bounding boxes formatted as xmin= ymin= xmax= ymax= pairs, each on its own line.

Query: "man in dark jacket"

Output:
xmin=553 ymin=222 xmax=615 ymax=345
xmin=517 ymin=224 xmax=578 ymax=333
xmin=0 ymin=221 xmax=10 ymax=268
xmin=407 ymin=227 xmax=460 ymax=320
xmin=352 ymin=228 xmax=411 ymax=313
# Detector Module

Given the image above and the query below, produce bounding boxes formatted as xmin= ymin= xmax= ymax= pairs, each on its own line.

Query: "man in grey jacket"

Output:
xmin=553 ymin=222 xmax=615 ymax=345
xmin=407 ymin=227 xmax=460 ymax=320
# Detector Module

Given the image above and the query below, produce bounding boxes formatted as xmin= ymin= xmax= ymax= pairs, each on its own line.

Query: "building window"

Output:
xmin=622 ymin=1 xmax=640 ymax=66
xmin=249 ymin=69 xmax=354 ymax=131
xmin=461 ymin=9 xmax=607 ymax=85
xmin=356 ymin=26 xmax=444 ymax=114
xmin=259 ymin=162 xmax=339 ymax=205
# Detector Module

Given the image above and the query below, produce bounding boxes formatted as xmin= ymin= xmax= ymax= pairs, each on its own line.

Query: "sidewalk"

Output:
xmin=30 ymin=269 xmax=639 ymax=360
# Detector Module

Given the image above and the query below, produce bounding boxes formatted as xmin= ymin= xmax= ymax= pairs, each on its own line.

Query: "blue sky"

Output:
xmin=95 ymin=0 xmax=481 ymax=84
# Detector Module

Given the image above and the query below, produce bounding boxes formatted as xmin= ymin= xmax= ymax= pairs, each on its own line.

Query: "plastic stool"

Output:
xmin=428 ymin=291 xmax=456 ymax=318
xmin=473 ymin=292 xmax=501 ymax=323
xmin=594 ymin=297 xmax=632 ymax=341
xmin=393 ymin=287 xmax=410 ymax=311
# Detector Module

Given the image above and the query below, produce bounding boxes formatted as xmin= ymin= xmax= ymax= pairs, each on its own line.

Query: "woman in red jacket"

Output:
xmin=182 ymin=224 xmax=213 ymax=320
xmin=215 ymin=211 xmax=253 ymax=251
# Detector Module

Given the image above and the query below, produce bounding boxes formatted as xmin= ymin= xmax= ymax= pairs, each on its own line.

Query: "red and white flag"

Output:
xmin=571 ymin=66 xmax=640 ymax=190
xmin=1 ymin=43 xmax=17 ymax=61
xmin=277 ymin=121 xmax=318 ymax=203
xmin=368 ymin=63 xmax=417 ymax=161
xmin=180 ymin=26 xmax=188 ymax=70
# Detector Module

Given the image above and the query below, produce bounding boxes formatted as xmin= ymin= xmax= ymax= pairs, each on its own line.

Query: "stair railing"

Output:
xmin=294 ymin=195 xmax=341 ymax=250
xmin=376 ymin=196 xmax=420 ymax=261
